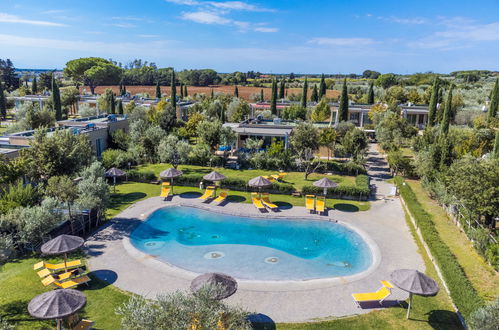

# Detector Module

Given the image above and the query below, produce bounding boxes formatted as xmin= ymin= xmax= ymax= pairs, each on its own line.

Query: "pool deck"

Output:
xmin=85 ymin=145 xmax=425 ymax=323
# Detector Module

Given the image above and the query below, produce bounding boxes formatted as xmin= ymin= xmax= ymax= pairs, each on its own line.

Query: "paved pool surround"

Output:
xmin=86 ymin=194 xmax=425 ymax=322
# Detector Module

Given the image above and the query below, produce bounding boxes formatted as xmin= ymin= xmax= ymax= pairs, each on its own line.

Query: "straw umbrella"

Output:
xmin=313 ymin=177 xmax=338 ymax=196
xmin=41 ymin=234 xmax=84 ymax=271
xmin=248 ymin=176 xmax=272 ymax=198
xmin=203 ymin=171 xmax=226 ymax=195
xmin=190 ymin=273 xmax=238 ymax=300
xmin=28 ymin=289 xmax=86 ymax=330
xmin=390 ymin=269 xmax=439 ymax=319
xmin=160 ymin=168 xmax=183 ymax=195
xmin=105 ymin=167 xmax=126 ymax=192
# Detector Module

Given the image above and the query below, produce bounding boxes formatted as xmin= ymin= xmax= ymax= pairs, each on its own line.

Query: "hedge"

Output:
xmin=127 ymin=170 xmax=157 ymax=183
xmin=301 ymin=174 xmax=370 ymax=200
xmin=394 ymin=176 xmax=484 ymax=321
xmin=315 ymin=160 xmax=367 ymax=175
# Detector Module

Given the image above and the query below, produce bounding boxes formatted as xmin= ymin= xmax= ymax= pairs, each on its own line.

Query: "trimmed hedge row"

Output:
xmin=319 ymin=161 xmax=367 ymax=175
xmin=301 ymin=174 xmax=370 ymax=201
xmin=395 ymin=176 xmax=484 ymax=321
xmin=127 ymin=170 xmax=157 ymax=183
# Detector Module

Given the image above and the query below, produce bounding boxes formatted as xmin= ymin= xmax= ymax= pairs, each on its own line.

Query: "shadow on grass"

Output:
xmin=227 ymin=195 xmax=246 ymax=203
xmin=179 ymin=191 xmax=202 ymax=199
xmin=248 ymin=313 xmax=275 ymax=330
xmin=333 ymin=203 xmax=359 ymax=212
xmin=181 ymin=168 xmax=212 ymax=175
xmin=109 ymin=192 xmax=147 ymax=210
xmin=83 ymin=270 xmax=118 ymax=290
xmin=275 ymin=201 xmax=293 ymax=210
xmin=427 ymin=310 xmax=462 ymax=330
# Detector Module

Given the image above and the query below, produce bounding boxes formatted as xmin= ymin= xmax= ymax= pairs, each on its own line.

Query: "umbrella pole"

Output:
xmin=57 ymin=318 xmax=61 ymax=330
xmin=113 ymin=176 xmax=116 ymax=193
xmin=171 ymin=178 xmax=173 ymax=195
xmin=406 ymin=292 xmax=412 ymax=319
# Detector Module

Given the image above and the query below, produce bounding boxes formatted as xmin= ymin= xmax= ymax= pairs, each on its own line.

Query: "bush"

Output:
xmin=469 ymin=298 xmax=499 ymax=330
xmin=302 ymin=174 xmax=370 ymax=200
xmin=318 ymin=160 xmax=367 ymax=175
xmin=127 ymin=170 xmax=157 ymax=183
xmin=101 ymin=149 xmax=133 ymax=169
xmin=395 ymin=176 xmax=484 ymax=320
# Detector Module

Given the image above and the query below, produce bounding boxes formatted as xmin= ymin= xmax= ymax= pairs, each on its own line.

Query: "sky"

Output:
xmin=0 ymin=0 xmax=498 ymax=73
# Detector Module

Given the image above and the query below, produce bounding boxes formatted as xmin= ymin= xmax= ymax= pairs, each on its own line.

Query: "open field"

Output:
xmin=83 ymin=85 xmax=341 ymax=101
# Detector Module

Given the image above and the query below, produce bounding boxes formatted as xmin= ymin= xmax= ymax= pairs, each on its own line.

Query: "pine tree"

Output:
xmin=260 ymin=88 xmax=264 ymax=102
xmin=234 ymin=85 xmax=239 ymax=98
xmin=171 ymin=70 xmax=176 ymax=108
xmin=0 ymin=82 xmax=6 ymax=119
xmin=117 ymin=99 xmax=124 ymax=115
xmin=32 ymin=76 xmax=38 ymax=94
xmin=184 ymin=85 xmax=188 ymax=97
xmin=156 ymin=81 xmax=161 ymax=99
xmin=51 ymin=76 xmax=62 ymax=121
xmin=440 ymin=86 xmax=453 ymax=136
xmin=270 ymin=79 xmax=277 ymax=115
xmin=427 ymin=77 xmax=440 ymax=127
xmin=301 ymin=78 xmax=308 ymax=108
xmin=279 ymin=79 xmax=285 ymax=99
xmin=311 ymin=85 xmax=318 ymax=102
xmin=367 ymin=81 xmax=374 ymax=104
xmin=319 ymin=74 xmax=326 ymax=99
xmin=338 ymin=78 xmax=349 ymax=122
xmin=488 ymin=78 xmax=498 ymax=123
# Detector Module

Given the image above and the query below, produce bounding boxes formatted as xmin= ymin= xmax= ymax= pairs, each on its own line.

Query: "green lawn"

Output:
xmin=136 ymin=163 xmax=357 ymax=191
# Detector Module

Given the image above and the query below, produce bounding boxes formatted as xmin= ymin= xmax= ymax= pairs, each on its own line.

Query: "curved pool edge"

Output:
xmin=121 ymin=199 xmax=381 ymax=292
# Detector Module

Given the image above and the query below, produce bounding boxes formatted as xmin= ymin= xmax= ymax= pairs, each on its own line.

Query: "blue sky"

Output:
xmin=1 ymin=0 xmax=498 ymax=73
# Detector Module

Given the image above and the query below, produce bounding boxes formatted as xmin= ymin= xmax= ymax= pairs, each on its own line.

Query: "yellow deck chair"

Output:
xmin=305 ymin=195 xmax=316 ymax=212
xmin=316 ymin=198 xmax=326 ymax=215
xmin=263 ymin=175 xmax=275 ymax=182
xmin=41 ymin=268 xmax=82 ymax=286
xmin=34 ymin=260 xmax=82 ymax=272
xmin=251 ymin=192 xmax=266 ymax=211
xmin=198 ymin=186 xmax=215 ymax=200
xmin=73 ymin=319 xmax=94 ymax=330
xmin=53 ymin=275 xmax=91 ymax=289
xmin=213 ymin=190 xmax=228 ymax=204
xmin=270 ymin=174 xmax=280 ymax=181
xmin=352 ymin=281 xmax=393 ymax=307
xmin=160 ymin=184 xmax=171 ymax=199
xmin=261 ymin=193 xmax=278 ymax=210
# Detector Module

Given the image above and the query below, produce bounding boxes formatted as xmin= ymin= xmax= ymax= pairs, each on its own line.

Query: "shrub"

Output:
xmin=302 ymin=174 xmax=370 ymax=200
xmin=395 ymin=176 xmax=484 ymax=320
xmin=320 ymin=160 xmax=367 ymax=175
xmin=469 ymin=298 xmax=499 ymax=330
xmin=127 ymin=170 xmax=157 ymax=183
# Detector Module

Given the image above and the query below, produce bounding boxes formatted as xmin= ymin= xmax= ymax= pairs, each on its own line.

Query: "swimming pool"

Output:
xmin=130 ymin=206 xmax=373 ymax=281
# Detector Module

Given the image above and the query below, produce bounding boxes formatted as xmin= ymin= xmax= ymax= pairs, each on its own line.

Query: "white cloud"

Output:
xmin=166 ymin=0 xmax=272 ymax=12
xmin=165 ymin=0 xmax=200 ymax=5
xmin=309 ymin=37 xmax=375 ymax=46
xmin=254 ymin=27 xmax=278 ymax=33
xmin=111 ymin=16 xmax=145 ymax=21
xmin=377 ymin=16 xmax=427 ymax=25
xmin=181 ymin=11 xmax=231 ymax=24
xmin=137 ymin=34 xmax=160 ymax=38
xmin=0 ymin=13 xmax=66 ymax=26
xmin=108 ymin=23 xmax=137 ymax=28
xmin=41 ymin=9 xmax=66 ymax=15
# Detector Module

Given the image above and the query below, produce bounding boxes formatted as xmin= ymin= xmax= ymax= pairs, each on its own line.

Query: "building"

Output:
xmin=0 ymin=144 xmax=29 ymax=160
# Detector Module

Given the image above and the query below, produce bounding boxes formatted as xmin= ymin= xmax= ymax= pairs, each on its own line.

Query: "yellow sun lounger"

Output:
xmin=53 ymin=275 xmax=91 ymax=289
xmin=262 ymin=175 xmax=275 ymax=182
xmin=305 ymin=195 xmax=316 ymax=212
xmin=213 ymin=190 xmax=228 ymax=204
xmin=160 ymin=185 xmax=171 ymax=199
xmin=352 ymin=281 xmax=393 ymax=307
xmin=41 ymin=268 xmax=83 ymax=286
xmin=316 ymin=198 xmax=326 ymax=215
xmin=261 ymin=193 xmax=278 ymax=211
xmin=198 ymin=186 xmax=215 ymax=200
xmin=271 ymin=173 xmax=287 ymax=181
xmin=34 ymin=260 xmax=82 ymax=272
xmin=251 ymin=193 xmax=266 ymax=211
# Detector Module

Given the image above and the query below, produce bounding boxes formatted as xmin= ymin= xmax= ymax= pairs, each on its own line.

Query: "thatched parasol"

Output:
xmin=160 ymin=168 xmax=183 ymax=194
xmin=190 ymin=273 xmax=238 ymax=300
xmin=41 ymin=235 xmax=84 ymax=270
xmin=313 ymin=177 xmax=338 ymax=196
xmin=248 ymin=176 xmax=273 ymax=198
xmin=105 ymin=167 xmax=126 ymax=191
xmin=203 ymin=171 xmax=226 ymax=194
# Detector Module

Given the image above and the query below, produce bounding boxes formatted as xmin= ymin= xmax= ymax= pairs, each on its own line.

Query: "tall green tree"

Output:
xmin=64 ymin=57 xmax=122 ymax=94
xmin=301 ymin=77 xmax=308 ymax=108
xmin=493 ymin=130 xmax=499 ymax=159
xmin=32 ymin=76 xmax=38 ymax=94
xmin=180 ymin=83 xmax=184 ymax=99
xmin=338 ymin=78 xmax=349 ymax=122
xmin=110 ymin=92 xmax=116 ymax=114
xmin=427 ymin=77 xmax=440 ymax=127
xmin=184 ymin=85 xmax=188 ymax=98
xmin=270 ymin=79 xmax=277 ymax=115
xmin=319 ymin=74 xmax=326 ymax=99
xmin=210 ymin=88 xmax=214 ymax=99
xmin=279 ymin=79 xmax=285 ymax=99
xmin=311 ymin=85 xmax=318 ymax=102
xmin=234 ymin=85 xmax=239 ymax=98
xmin=155 ymin=81 xmax=161 ymax=99
xmin=51 ymin=76 xmax=62 ymax=121
xmin=0 ymin=82 xmax=6 ymax=120
xmin=260 ymin=88 xmax=264 ymax=102
xmin=117 ymin=99 xmax=124 ymax=115
xmin=170 ymin=69 xmax=176 ymax=108
xmin=488 ymin=78 xmax=498 ymax=123
xmin=367 ymin=81 xmax=374 ymax=104
xmin=440 ymin=86 xmax=453 ymax=136
xmin=45 ymin=175 xmax=79 ymax=220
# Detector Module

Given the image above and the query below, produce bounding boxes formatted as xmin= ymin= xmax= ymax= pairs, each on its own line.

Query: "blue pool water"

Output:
xmin=130 ymin=207 xmax=373 ymax=281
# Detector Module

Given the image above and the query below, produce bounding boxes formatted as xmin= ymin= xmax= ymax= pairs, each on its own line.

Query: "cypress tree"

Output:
xmin=117 ymin=99 xmax=124 ymax=115
xmin=156 ymin=81 xmax=161 ymax=99
xmin=171 ymin=70 xmax=176 ymax=108
xmin=234 ymin=85 xmax=239 ymax=98
xmin=211 ymin=88 xmax=214 ymax=99
xmin=51 ymin=76 xmax=62 ymax=121
xmin=260 ymin=88 xmax=264 ymax=102
xmin=338 ymin=78 xmax=349 ymax=122
xmin=180 ymin=83 xmax=184 ymax=99
xmin=440 ymin=86 xmax=453 ymax=136
xmin=109 ymin=92 xmax=116 ymax=114
xmin=123 ymin=85 xmax=127 ymax=95
xmin=279 ymin=79 xmax=285 ymax=99
xmin=0 ymin=82 xmax=6 ymax=119
xmin=184 ymin=85 xmax=188 ymax=97
xmin=301 ymin=77 xmax=308 ymax=108
xmin=488 ymin=78 xmax=498 ymax=123
xmin=427 ymin=77 xmax=440 ymax=127
xmin=270 ymin=79 xmax=277 ymax=115
xmin=311 ymin=85 xmax=318 ymax=102
xmin=436 ymin=88 xmax=445 ymax=123
xmin=32 ymin=76 xmax=38 ymax=94
xmin=319 ymin=74 xmax=326 ymax=99
xmin=367 ymin=81 xmax=374 ymax=104
xmin=493 ymin=130 xmax=499 ymax=159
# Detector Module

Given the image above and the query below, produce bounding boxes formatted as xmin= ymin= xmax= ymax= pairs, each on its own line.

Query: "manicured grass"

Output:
xmin=278 ymin=211 xmax=462 ymax=330
xmin=135 ymin=163 xmax=357 ymax=191
xmin=407 ymin=180 xmax=499 ymax=301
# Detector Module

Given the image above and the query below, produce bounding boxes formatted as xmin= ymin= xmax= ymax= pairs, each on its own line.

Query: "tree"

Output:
xmin=64 ymin=57 xmax=122 ymax=94
xmin=270 ymin=79 xmax=277 ymax=115
xmin=291 ymin=123 xmax=322 ymax=179
xmin=427 ymin=77 xmax=440 ymax=127
xmin=170 ymin=69 xmax=177 ymax=108
xmin=493 ymin=130 xmax=499 ymax=159
xmin=51 ymin=76 xmax=62 ymax=120
xmin=184 ymin=84 xmax=188 ymax=97
xmin=338 ymin=78 xmax=349 ymax=122
xmin=289 ymin=72 xmax=295 ymax=80
xmin=440 ymin=86 xmax=453 ymax=136
xmin=375 ymin=73 xmax=398 ymax=89
xmin=45 ymin=175 xmax=79 ymax=220
xmin=342 ymin=128 xmax=368 ymax=161
xmin=311 ymin=98 xmax=330 ymax=121
xmin=234 ymin=85 xmax=239 ymax=98
xmin=301 ymin=78 xmax=308 ymax=108
xmin=158 ymin=135 xmax=192 ymax=168
xmin=260 ymin=88 xmax=264 ymax=102
xmin=362 ymin=70 xmax=381 ymax=79
xmin=32 ymin=76 xmax=38 ymax=94
xmin=469 ymin=298 xmax=499 ymax=330
xmin=367 ymin=81 xmax=374 ymax=104
xmin=319 ymin=127 xmax=337 ymax=160
xmin=179 ymin=112 xmax=204 ymax=139
xmin=155 ymin=81 xmax=161 ymax=99
xmin=0 ymin=59 xmax=19 ymax=91
xmin=197 ymin=120 xmax=223 ymax=150
xmin=117 ymin=100 xmax=124 ymax=115
xmin=319 ymin=74 xmax=327 ymax=99
xmin=279 ymin=79 xmax=285 ymax=99
xmin=374 ymin=110 xmax=417 ymax=151
xmin=157 ymin=104 xmax=177 ymax=133
xmin=180 ymin=83 xmax=184 ymax=99
xmin=227 ymin=98 xmax=250 ymax=122
xmin=61 ymin=86 xmax=80 ymax=116
xmin=0 ymin=82 xmax=6 ymax=119
xmin=488 ymin=78 xmax=498 ymax=123
xmin=210 ymin=88 xmax=214 ymax=99
xmin=311 ymin=85 xmax=318 ymax=102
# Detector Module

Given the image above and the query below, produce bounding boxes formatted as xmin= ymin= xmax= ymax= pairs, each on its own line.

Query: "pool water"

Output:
xmin=130 ymin=207 xmax=373 ymax=281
